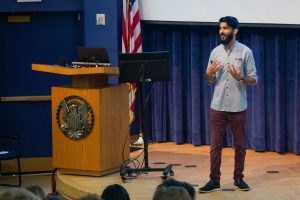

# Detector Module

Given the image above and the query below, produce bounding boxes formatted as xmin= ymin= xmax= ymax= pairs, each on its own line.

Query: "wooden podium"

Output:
xmin=32 ymin=64 xmax=129 ymax=176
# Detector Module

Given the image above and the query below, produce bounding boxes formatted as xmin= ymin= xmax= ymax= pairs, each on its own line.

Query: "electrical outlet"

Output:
xmin=96 ymin=14 xmax=105 ymax=26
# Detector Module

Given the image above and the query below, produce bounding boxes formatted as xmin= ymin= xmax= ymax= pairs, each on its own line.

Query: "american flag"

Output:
xmin=122 ymin=0 xmax=142 ymax=124
xmin=122 ymin=0 xmax=142 ymax=53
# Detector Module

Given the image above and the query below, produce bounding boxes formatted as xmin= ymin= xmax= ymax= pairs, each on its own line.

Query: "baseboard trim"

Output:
xmin=0 ymin=157 xmax=53 ymax=173
xmin=0 ymin=95 xmax=51 ymax=102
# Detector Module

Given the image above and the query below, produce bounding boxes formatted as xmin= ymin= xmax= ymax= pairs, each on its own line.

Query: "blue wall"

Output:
xmin=0 ymin=0 xmax=120 ymax=158
xmin=82 ymin=0 xmax=121 ymax=83
xmin=0 ymin=0 xmax=82 ymax=13
xmin=83 ymin=0 xmax=120 ymax=66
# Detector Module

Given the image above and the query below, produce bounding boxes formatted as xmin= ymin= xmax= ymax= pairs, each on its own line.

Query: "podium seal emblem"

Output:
xmin=56 ymin=95 xmax=94 ymax=140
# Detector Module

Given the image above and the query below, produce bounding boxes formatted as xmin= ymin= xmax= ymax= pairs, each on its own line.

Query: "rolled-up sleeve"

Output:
xmin=245 ymin=50 xmax=257 ymax=83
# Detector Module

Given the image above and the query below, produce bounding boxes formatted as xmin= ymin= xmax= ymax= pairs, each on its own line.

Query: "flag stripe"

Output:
xmin=133 ymin=34 xmax=142 ymax=52
xmin=122 ymin=0 xmax=142 ymax=124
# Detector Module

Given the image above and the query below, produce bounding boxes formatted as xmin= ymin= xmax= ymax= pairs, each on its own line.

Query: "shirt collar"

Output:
xmin=222 ymin=40 xmax=238 ymax=53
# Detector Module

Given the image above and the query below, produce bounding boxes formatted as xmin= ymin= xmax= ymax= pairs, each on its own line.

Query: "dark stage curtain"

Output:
xmin=140 ymin=23 xmax=300 ymax=154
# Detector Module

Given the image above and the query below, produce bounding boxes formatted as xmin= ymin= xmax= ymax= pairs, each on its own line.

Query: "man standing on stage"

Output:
xmin=199 ymin=16 xmax=257 ymax=193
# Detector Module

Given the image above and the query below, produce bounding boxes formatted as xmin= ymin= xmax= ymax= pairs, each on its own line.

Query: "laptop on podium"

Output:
xmin=76 ymin=47 xmax=110 ymax=66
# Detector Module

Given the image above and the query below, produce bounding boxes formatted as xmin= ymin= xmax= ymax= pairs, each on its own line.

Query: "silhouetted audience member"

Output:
xmin=152 ymin=186 xmax=192 ymax=200
xmin=26 ymin=185 xmax=46 ymax=199
xmin=101 ymin=184 xmax=130 ymax=200
xmin=78 ymin=194 xmax=100 ymax=200
xmin=0 ymin=188 xmax=41 ymax=200
xmin=44 ymin=192 xmax=65 ymax=200
xmin=157 ymin=178 xmax=195 ymax=199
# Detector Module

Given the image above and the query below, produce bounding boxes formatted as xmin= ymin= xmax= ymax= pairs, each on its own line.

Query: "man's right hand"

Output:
xmin=206 ymin=60 xmax=221 ymax=76
xmin=206 ymin=60 xmax=221 ymax=83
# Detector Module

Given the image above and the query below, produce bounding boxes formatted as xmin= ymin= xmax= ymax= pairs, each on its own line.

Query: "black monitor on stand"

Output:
xmin=118 ymin=51 xmax=174 ymax=182
xmin=119 ymin=51 xmax=170 ymax=82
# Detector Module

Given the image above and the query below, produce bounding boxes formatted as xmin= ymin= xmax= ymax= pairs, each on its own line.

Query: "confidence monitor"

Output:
xmin=118 ymin=51 xmax=170 ymax=83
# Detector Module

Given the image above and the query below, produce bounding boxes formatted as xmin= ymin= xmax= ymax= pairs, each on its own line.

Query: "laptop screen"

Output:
xmin=77 ymin=47 xmax=110 ymax=63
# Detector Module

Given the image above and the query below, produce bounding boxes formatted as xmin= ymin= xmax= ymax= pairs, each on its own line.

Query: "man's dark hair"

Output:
xmin=101 ymin=184 xmax=130 ymax=200
xmin=219 ymin=16 xmax=239 ymax=29
xmin=156 ymin=178 xmax=195 ymax=199
xmin=44 ymin=192 xmax=66 ymax=200
xmin=26 ymin=185 xmax=46 ymax=199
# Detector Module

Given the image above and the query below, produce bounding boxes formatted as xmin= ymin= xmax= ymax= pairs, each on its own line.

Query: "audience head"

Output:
xmin=0 ymin=188 xmax=41 ymax=200
xmin=44 ymin=192 xmax=65 ymax=200
xmin=152 ymin=186 xmax=192 ymax=200
xmin=26 ymin=185 xmax=46 ymax=199
xmin=101 ymin=184 xmax=130 ymax=200
xmin=157 ymin=178 xmax=195 ymax=199
xmin=78 ymin=194 xmax=100 ymax=200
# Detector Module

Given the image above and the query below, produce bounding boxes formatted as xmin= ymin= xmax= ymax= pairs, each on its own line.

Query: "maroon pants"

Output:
xmin=209 ymin=108 xmax=246 ymax=183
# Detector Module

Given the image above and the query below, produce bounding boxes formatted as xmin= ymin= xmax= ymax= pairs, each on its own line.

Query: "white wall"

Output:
xmin=140 ymin=0 xmax=300 ymax=25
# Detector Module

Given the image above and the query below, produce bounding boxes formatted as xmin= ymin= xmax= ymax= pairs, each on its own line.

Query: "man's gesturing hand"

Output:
xmin=227 ymin=64 xmax=242 ymax=81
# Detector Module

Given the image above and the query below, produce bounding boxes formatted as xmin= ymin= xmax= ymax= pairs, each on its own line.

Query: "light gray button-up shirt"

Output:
xmin=208 ymin=41 xmax=257 ymax=112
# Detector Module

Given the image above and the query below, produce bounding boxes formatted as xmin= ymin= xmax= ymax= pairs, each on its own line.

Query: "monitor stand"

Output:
xmin=120 ymin=65 xmax=174 ymax=183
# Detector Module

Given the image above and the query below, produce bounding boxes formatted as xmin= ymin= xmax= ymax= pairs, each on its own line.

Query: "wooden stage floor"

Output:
xmin=56 ymin=142 xmax=300 ymax=200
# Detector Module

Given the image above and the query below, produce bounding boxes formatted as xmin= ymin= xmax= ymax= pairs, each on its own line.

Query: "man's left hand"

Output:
xmin=227 ymin=64 xmax=242 ymax=81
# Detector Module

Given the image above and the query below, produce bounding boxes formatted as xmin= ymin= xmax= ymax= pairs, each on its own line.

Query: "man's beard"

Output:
xmin=219 ymin=31 xmax=234 ymax=45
